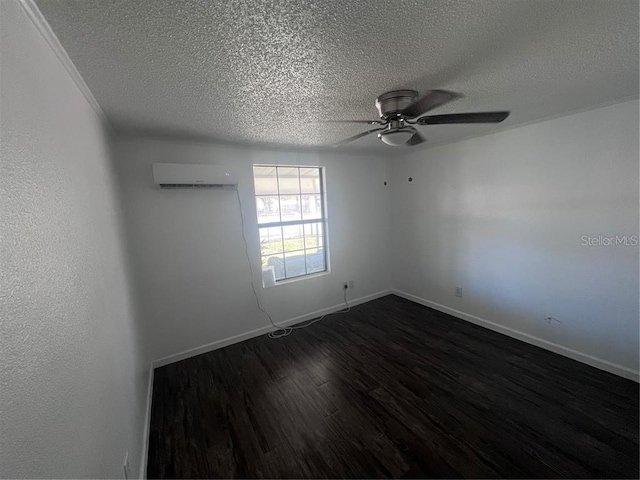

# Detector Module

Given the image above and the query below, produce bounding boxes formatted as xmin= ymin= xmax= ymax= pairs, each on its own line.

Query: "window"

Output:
xmin=253 ymin=165 xmax=327 ymax=284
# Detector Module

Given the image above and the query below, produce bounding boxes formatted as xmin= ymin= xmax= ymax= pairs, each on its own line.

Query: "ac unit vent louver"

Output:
xmin=157 ymin=183 xmax=237 ymax=189
xmin=152 ymin=163 xmax=238 ymax=189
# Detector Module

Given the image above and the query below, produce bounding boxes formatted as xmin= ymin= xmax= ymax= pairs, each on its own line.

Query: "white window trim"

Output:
xmin=253 ymin=164 xmax=330 ymax=286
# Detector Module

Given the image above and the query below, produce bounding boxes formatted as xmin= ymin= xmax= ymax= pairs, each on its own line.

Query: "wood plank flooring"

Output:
xmin=147 ymin=294 xmax=639 ymax=478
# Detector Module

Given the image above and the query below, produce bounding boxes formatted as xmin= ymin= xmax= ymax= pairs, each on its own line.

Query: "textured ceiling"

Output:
xmin=36 ymin=0 xmax=639 ymax=151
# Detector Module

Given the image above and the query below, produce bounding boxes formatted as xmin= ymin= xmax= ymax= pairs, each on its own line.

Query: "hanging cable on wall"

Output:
xmin=235 ymin=188 xmax=350 ymax=339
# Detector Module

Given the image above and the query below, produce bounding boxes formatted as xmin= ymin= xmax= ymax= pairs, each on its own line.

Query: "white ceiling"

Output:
xmin=35 ymin=0 xmax=639 ymax=151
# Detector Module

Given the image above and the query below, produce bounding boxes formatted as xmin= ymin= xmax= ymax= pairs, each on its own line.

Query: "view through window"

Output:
xmin=253 ymin=165 xmax=327 ymax=284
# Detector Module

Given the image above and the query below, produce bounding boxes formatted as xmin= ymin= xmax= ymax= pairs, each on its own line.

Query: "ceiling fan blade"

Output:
xmin=417 ymin=111 xmax=510 ymax=125
xmin=401 ymin=90 xmax=460 ymax=118
xmin=332 ymin=127 xmax=385 ymax=146
xmin=407 ymin=130 xmax=426 ymax=146
xmin=318 ymin=120 xmax=383 ymax=125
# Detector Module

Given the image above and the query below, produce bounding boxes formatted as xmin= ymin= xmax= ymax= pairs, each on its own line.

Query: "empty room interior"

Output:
xmin=2 ymin=0 xmax=639 ymax=478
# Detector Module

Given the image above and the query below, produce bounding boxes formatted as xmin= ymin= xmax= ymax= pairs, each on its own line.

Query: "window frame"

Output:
xmin=253 ymin=164 xmax=329 ymax=285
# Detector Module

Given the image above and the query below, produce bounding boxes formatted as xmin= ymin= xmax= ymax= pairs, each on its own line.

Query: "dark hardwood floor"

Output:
xmin=147 ymin=294 xmax=639 ymax=478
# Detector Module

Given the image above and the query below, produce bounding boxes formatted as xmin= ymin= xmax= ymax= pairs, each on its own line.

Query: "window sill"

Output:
xmin=262 ymin=270 xmax=331 ymax=288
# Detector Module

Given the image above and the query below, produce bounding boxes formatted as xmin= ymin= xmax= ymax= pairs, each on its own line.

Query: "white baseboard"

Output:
xmin=139 ymin=366 xmax=154 ymax=479
xmin=151 ymin=289 xmax=392 ymax=369
xmin=392 ymin=289 xmax=639 ymax=383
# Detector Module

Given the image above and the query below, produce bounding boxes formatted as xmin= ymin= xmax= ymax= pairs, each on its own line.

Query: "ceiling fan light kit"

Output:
xmin=378 ymin=128 xmax=415 ymax=146
xmin=331 ymin=89 xmax=510 ymax=148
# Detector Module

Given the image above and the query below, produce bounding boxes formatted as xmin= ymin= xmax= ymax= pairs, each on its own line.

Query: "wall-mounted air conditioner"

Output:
xmin=152 ymin=163 xmax=238 ymax=189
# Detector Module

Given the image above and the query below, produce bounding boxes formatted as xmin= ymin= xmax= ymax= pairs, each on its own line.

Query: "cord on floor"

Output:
xmin=268 ymin=289 xmax=350 ymax=339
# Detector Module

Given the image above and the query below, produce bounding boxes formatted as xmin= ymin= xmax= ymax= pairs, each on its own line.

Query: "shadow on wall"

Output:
xmin=105 ymin=136 xmax=153 ymax=478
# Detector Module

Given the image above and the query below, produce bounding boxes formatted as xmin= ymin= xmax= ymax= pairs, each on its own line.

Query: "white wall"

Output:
xmin=115 ymin=138 xmax=391 ymax=364
xmin=391 ymin=100 xmax=639 ymax=378
xmin=0 ymin=1 xmax=148 ymax=477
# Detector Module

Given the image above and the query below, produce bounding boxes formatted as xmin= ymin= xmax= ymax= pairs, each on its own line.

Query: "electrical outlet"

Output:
xmin=123 ymin=452 xmax=130 ymax=480
xmin=349 ymin=280 xmax=355 ymax=289
xmin=343 ymin=282 xmax=349 ymax=290
xmin=455 ymin=286 xmax=463 ymax=297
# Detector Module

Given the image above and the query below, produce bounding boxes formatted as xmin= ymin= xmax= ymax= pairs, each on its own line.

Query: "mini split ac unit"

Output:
xmin=152 ymin=163 xmax=238 ymax=189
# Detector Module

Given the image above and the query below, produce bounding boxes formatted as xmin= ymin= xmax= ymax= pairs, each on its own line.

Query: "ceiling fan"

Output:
xmin=329 ymin=90 xmax=510 ymax=147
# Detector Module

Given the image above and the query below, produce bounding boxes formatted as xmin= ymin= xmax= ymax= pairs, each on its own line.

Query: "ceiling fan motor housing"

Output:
xmin=335 ymin=88 xmax=508 ymax=147
xmin=375 ymin=90 xmax=419 ymax=119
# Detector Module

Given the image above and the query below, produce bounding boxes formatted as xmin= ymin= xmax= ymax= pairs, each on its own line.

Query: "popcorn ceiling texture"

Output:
xmin=1 ymin=1 xmax=146 ymax=477
xmin=35 ymin=0 xmax=638 ymax=149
